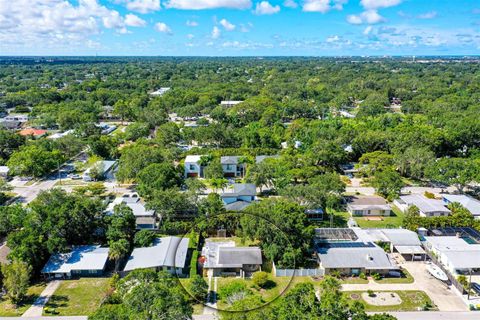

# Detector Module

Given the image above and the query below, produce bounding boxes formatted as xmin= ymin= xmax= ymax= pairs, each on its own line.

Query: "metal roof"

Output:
xmin=347 ymin=195 xmax=391 ymax=211
xmin=399 ymin=194 xmax=450 ymax=214
xmin=202 ymin=240 xmax=262 ymax=269
xmin=443 ymin=194 xmax=480 ymax=216
xmin=317 ymin=245 xmax=397 ymax=270
xmin=220 ymin=156 xmax=240 ymax=165
xmin=185 ymin=155 xmax=202 ymax=163
xmin=124 ymin=237 xmax=189 ymax=271
xmin=42 ymin=246 xmax=109 ymax=274
xmin=224 ymin=201 xmax=253 ymax=211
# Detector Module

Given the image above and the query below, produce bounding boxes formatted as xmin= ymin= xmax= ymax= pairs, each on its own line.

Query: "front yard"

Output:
xmin=0 ymin=282 xmax=46 ymax=316
xmin=332 ymin=205 xmax=405 ymax=228
xmin=43 ymin=278 xmax=110 ymax=316
xmin=344 ymin=290 xmax=435 ymax=312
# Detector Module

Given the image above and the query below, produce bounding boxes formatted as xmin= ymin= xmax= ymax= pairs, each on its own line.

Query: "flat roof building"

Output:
xmin=395 ymin=194 xmax=450 ymax=217
xmin=347 ymin=195 xmax=392 ymax=216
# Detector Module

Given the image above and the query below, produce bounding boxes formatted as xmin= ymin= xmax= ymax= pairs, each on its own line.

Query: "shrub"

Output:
xmin=424 ymin=191 xmax=436 ymax=199
xmin=189 ymin=275 xmax=208 ymax=301
xmin=218 ymin=280 xmax=251 ymax=304
xmin=134 ymin=230 xmax=156 ymax=248
xmin=359 ymin=272 xmax=367 ymax=280
xmin=372 ymin=273 xmax=382 ymax=280
xmin=252 ymin=271 xmax=269 ymax=288
xmin=190 ymin=250 xmax=199 ymax=276
xmin=367 ymin=289 xmax=375 ymax=297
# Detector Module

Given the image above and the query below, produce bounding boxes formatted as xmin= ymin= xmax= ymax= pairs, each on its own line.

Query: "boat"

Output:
xmin=426 ymin=263 xmax=449 ymax=281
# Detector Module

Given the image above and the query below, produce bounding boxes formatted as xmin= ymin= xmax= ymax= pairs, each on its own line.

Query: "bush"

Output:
xmin=424 ymin=191 xmax=435 ymax=199
xmin=252 ymin=271 xmax=269 ymax=288
xmin=189 ymin=275 xmax=208 ymax=301
xmin=218 ymin=280 xmax=251 ymax=302
xmin=190 ymin=250 xmax=199 ymax=276
xmin=367 ymin=289 xmax=375 ymax=297
xmin=134 ymin=230 xmax=156 ymax=248
xmin=372 ymin=273 xmax=382 ymax=281
xmin=359 ymin=272 xmax=367 ymax=280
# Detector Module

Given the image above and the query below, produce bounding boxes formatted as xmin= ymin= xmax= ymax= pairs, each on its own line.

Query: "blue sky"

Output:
xmin=1 ymin=0 xmax=480 ymax=56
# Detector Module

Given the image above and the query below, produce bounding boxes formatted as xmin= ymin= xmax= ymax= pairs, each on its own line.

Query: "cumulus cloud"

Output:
xmin=118 ymin=0 xmax=161 ymax=13
xmin=347 ymin=10 xmax=385 ymax=24
xmin=187 ymin=33 xmax=195 ymax=39
xmin=165 ymin=0 xmax=252 ymax=10
xmin=283 ymin=0 xmax=298 ymax=8
xmin=254 ymin=1 xmax=280 ymax=15
xmin=155 ymin=22 xmax=172 ymax=34
xmin=417 ymin=11 xmax=437 ymax=19
xmin=302 ymin=0 xmax=347 ymax=13
xmin=360 ymin=0 xmax=401 ymax=10
xmin=219 ymin=18 xmax=235 ymax=31
xmin=186 ymin=20 xmax=199 ymax=27
xmin=124 ymin=14 xmax=147 ymax=27
xmin=211 ymin=26 xmax=221 ymax=39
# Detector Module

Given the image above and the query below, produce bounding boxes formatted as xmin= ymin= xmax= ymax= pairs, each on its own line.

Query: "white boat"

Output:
xmin=426 ymin=263 xmax=448 ymax=281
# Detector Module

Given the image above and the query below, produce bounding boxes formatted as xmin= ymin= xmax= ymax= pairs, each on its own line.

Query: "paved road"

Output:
xmin=373 ymin=312 xmax=480 ymax=320
xmin=22 ymin=281 xmax=61 ymax=317
xmin=345 ymin=186 xmax=457 ymax=196
xmin=1 ymin=317 xmax=86 ymax=320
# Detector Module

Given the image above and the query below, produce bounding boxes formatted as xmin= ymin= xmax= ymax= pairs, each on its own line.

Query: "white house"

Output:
xmin=220 ymin=101 xmax=243 ymax=108
xmin=150 ymin=87 xmax=171 ymax=97
xmin=83 ymin=160 xmax=117 ymax=182
xmin=105 ymin=194 xmax=157 ymax=230
xmin=124 ymin=237 xmax=189 ymax=276
xmin=220 ymin=183 xmax=256 ymax=211
xmin=442 ymin=194 xmax=480 ymax=218
xmin=394 ymin=194 xmax=450 ymax=217
xmin=184 ymin=155 xmax=203 ymax=178
xmin=346 ymin=195 xmax=392 ymax=216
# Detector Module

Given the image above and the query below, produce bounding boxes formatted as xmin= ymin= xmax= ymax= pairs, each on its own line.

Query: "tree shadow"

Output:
xmin=46 ymin=295 xmax=69 ymax=309
xmin=261 ymin=280 xmax=277 ymax=290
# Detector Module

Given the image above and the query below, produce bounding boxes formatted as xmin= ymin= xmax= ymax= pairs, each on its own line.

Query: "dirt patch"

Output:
xmin=362 ymin=292 xmax=402 ymax=306
xmin=364 ymin=217 xmax=383 ymax=221
xmin=350 ymin=293 xmax=361 ymax=300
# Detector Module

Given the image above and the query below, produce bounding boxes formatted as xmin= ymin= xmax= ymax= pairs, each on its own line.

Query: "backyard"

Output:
xmin=43 ymin=278 xmax=110 ymax=316
xmin=332 ymin=206 xmax=405 ymax=229
xmin=0 ymin=282 xmax=46 ymax=317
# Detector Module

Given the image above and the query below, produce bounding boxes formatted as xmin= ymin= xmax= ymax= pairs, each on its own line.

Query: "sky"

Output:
xmin=1 ymin=0 xmax=480 ymax=56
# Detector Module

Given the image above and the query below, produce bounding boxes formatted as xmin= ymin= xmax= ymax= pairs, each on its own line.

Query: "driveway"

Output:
xmin=22 ymin=280 xmax=61 ymax=317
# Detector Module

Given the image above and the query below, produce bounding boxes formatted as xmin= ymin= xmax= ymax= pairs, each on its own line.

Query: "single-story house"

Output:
xmin=220 ymin=183 xmax=256 ymax=211
xmin=201 ymin=240 xmax=262 ymax=277
xmin=105 ymin=194 xmax=157 ymax=230
xmin=220 ymin=156 xmax=246 ymax=178
xmin=394 ymin=194 xmax=450 ymax=217
xmin=83 ymin=160 xmax=117 ymax=182
xmin=305 ymin=208 xmax=324 ymax=221
xmin=0 ymin=119 xmax=22 ymax=130
xmin=442 ymin=194 xmax=480 ymax=218
xmin=423 ymin=228 xmax=480 ymax=275
xmin=41 ymin=245 xmax=109 ymax=279
xmin=18 ymin=128 xmax=47 ymax=138
xmin=220 ymin=101 xmax=243 ymax=108
xmin=150 ymin=87 xmax=171 ymax=97
xmin=346 ymin=195 xmax=392 ymax=216
xmin=5 ymin=114 xmax=28 ymax=122
xmin=314 ymin=228 xmax=399 ymax=276
xmin=98 ymin=122 xmax=117 ymax=135
xmin=184 ymin=155 xmax=203 ymax=178
xmin=124 ymin=237 xmax=189 ymax=276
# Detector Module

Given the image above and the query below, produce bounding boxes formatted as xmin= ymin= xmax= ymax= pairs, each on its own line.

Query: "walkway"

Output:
xmin=202 ymin=271 xmax=218 ymax=319
xmin=22 ymin=280 xmax=61 ymax=317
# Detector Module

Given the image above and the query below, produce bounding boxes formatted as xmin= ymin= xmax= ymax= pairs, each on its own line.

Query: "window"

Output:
xmin=226 ymin=164 xmax=232 ymax=170
xmin=189 ymin=164 xmax=195 ymax=170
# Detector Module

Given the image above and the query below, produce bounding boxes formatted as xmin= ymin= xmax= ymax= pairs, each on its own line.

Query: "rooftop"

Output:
xmin=399 ymin=194 xmax=450 ymax=214
xmin=347 ymin=195 xmax=391 ymax=211
xmin=124 ymin=237 xmax=189 ymax=272
xmin=185 ymin=155 xmax=202 ymax=163
xmin=443 ymin=194 xmax=480 ymax=216
xmin=202 ymin=240 xmax=262 ymax=269
xmin=221 ymin=183 xmax=256 ymax=198
xmin=42 ymin=245 xmax=109 ymax=274
xmin=220 ymin=156 xmax=240 ymax=165
xmin=317 ymin=245 xmax=397 ymax=270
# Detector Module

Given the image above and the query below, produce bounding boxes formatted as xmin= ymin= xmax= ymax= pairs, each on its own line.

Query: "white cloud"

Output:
xmin=123 ymin=0 xmax=161 ymax=13
xmin=220 ymin=18 xmax=235 ymax=31
xmin=211 ymin=26 xmax=221 ymax=39
xmin=302 ymin=0 xmax=347 ymax=13
xmin=326 ymin=35 xmax=340 ymax=42
xmin=154 ymin=22 xmax=172 ymax=34
xmin=254 ymin=1 xmax=280 ymax=15
xmin=363 ymin=25 xmax=373 ymax=35
xmin=347 ymin=10 xmax=385 ymax=24
xmin=417 ymin=11 xmax=437 ymax=19
xmin=240 ymin=22 xmax=253 ymax=32
xmin=124 ymin=14 xmax=146 ymax=27
xmin=187 ymin=33 xmax=195 ymax=39
xmin=186 ymin=20 xmax=199 ymax=27
xmin=360 ymin=0 xmax=401 ymax=10
xmin=283 ymin=0 xmax=298 ymax=8
xmin=165 ymin=0 xmax=251 ymax=10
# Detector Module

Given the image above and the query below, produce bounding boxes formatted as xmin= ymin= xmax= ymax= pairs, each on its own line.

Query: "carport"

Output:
xmin=395 ymin=245 xmax=426 ymax=261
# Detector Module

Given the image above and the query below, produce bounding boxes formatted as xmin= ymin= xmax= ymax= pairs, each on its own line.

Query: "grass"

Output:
xmin=207 ymin=236 xmax=259 ymax=247
xmin=53 ymin=180 xmax=88 ymax=187
xmin=0 ymin=282 xmax=47 ymax=316
xmin=344 ymin=290 xmax=435 ymax=312
xmin=332 ymin=205 xmax=405 ymax=229
xmin=374 ymin=269 xmax=414 ymax=284
xmin=43 ymin=278 xmax=110 ymax=316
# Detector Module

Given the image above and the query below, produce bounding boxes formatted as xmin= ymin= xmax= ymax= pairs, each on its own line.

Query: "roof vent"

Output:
xmin=366 ymin=254 xmax=373 ymax=261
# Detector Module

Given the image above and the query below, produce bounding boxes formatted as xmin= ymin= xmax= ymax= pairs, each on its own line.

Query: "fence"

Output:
xmin=425 ymin=250 xmax=466 ymax=294
xmin=272 ymin=262 xmax=324 ymax=277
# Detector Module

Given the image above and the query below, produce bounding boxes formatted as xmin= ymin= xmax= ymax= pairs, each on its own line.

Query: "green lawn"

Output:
xmin=344 ymin=290 xmax=435 ymax=312
xmin=332 ymin=206 xmax=405 ymax=229
xmin=0 ymin=282 xmax=46 ymax=316
xmin=43 ymin=278 xmax=110 ymax=316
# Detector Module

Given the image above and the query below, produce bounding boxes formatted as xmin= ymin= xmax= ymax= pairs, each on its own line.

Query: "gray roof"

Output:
xmin=220 ymin=156 xmax=240 ymax=165
xmin=42 ymin=246 xmax=109 ymax=274
xmin=124 ymin=237 xmax=189 ymax=271
xmin=347 ymin=195 xmax=391 ymax=211
xmin=126 ymin=202 xmax=155 ymax=217
xmin=399 ymin=194 xmax=450 ymax=214
xmin=224 ymin=201 xmax=253 ymax=211
xmin=361 ymin=228 xmax=421 ymax=247
xmin=317 ymin=245 xmax=396 ymax=270
xmin=255 ymin=155 xmax=279 ymax=164
xmin=221 ymin=184 xmax=256 ymax=198
xmin=217 ymin=247 xmax=262 ymax=268
xmin=443 ymin=194 xmax=480 ymax=216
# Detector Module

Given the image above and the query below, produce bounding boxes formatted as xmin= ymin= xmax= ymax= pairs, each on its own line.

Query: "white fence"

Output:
xmin=272 ymin=262 xmax=324 ymax=277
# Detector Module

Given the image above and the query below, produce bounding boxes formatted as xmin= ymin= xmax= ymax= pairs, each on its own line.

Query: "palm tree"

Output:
xmin=198 ymin=155 xmax=213 ymax=178
xmin=109 ymin=239 xmax=130 ymax=271
xmin=238 ymin=155 xmax=253 ymax=178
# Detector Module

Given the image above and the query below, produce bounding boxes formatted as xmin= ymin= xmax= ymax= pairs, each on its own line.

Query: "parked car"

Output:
xmin=471 ymin=282 xmax=480 ymax=295
xmin=67 ymin=174 xmax=81 ymax=180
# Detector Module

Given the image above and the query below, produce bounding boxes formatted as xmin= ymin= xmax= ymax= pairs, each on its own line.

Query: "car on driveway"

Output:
xmin=67 ymin=174 xmax=81 ymax=180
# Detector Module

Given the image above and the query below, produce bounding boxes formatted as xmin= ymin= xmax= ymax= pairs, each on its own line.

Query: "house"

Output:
xmin=442 ymin=194 xmax=480 ymax=218
xmin=422 ymin=227 xmax=480 ymax=275
xmin=201 ymin=240 xmax=262 ymax=277
xmin=0 ymin=120 xmax=22 ymax=130
xmin=314 ymin=228 xmax=398 ymax=276
xmin=220 ymin=101 xmax=243 ymax=108
xmin=41 ymin=245 xmax=109 ymax=279
xmin=346 ymin=195 xmax=392 ymax=216
xmin=18 ymin=128 xmax=47 ymax=138
xmin=5 ymin=114 xmax=28 ymax=122
xmin=83 ymin=160 xmax=117 ymax=182
xmin=184 ymin=155 xmax=203 ymax=178
xmin=48 ymin=130 xmax=74 ymax=140
xmin=305 ymin=209 xmax=324 ymax=221
xmin=255 ymin=155 xmax=279 ymax=164
xmin=0 ymin=166 xmax=9 ymax=178
xmin=394 ymin=194 xmax=451 ymax=217
xmin=150 ymin=87 xmax=171 ymax=97
xmin=220 ymin=156 xmax=246 ymax=178
xmin=220 ymin=183 xmax=257 ymax=211
xmin=98 ymin=123 xmax=116 ymax=135
xmin=124 ymin=237 xmax=189 ymax=276
xmin=105 ymin=194 xmax=157 ymax=230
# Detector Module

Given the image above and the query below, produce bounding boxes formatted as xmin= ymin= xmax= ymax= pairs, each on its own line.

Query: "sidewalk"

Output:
xmin=22 ymin=280 xmax=61 ymax=317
